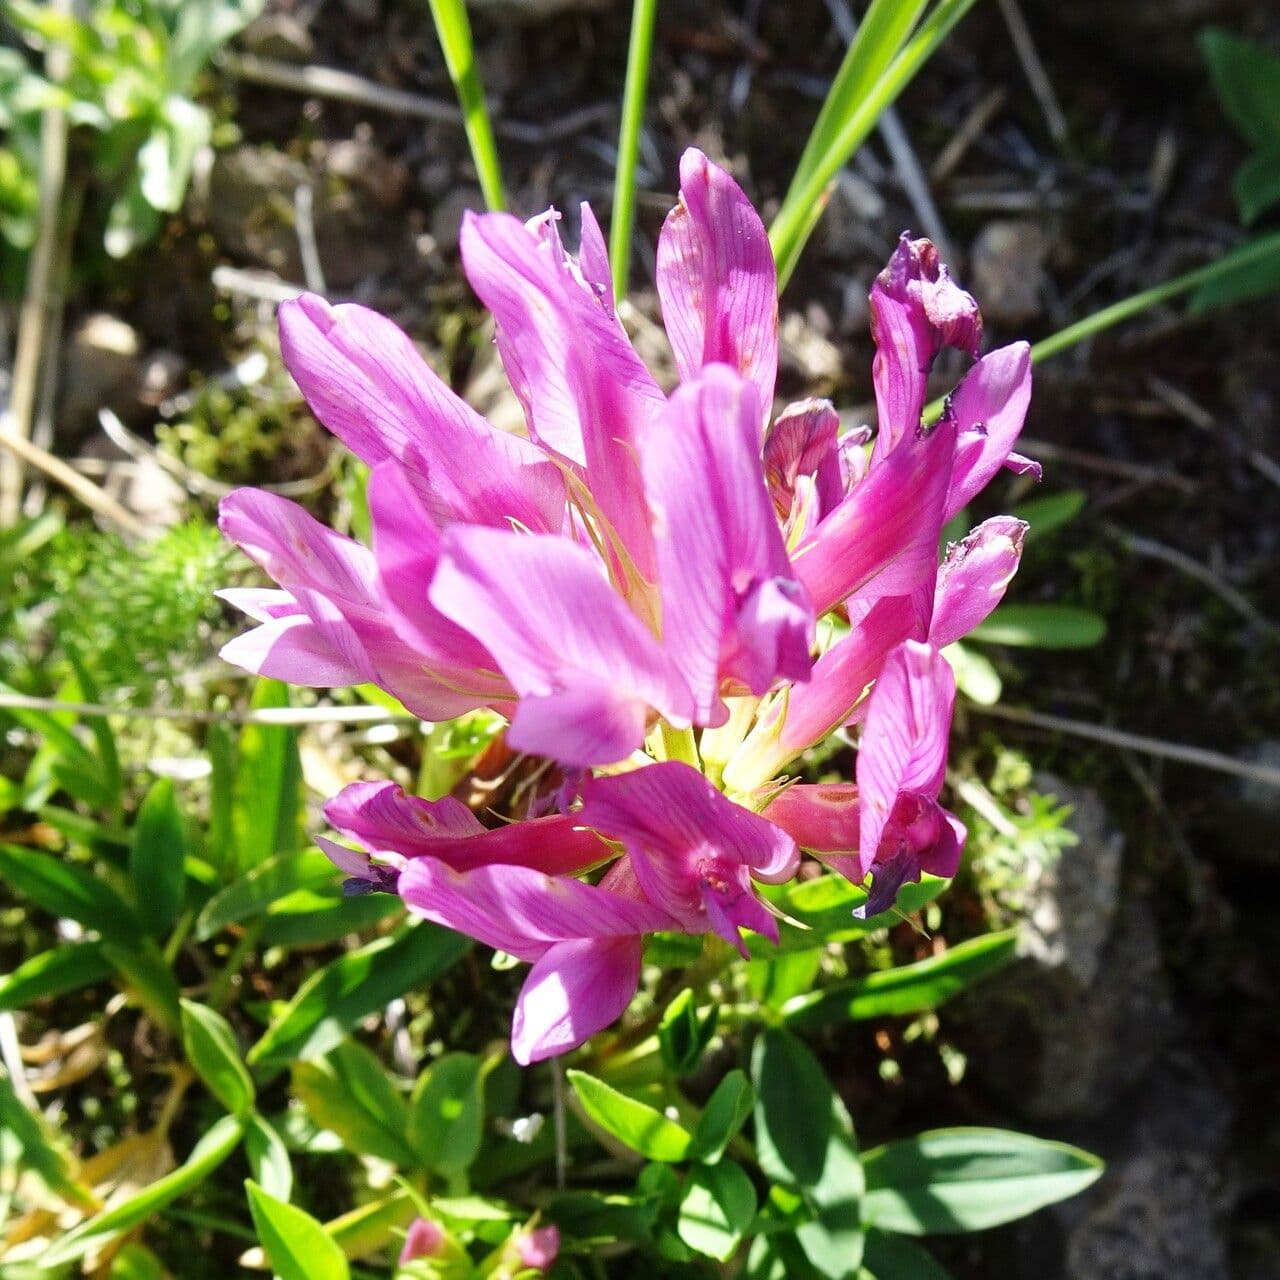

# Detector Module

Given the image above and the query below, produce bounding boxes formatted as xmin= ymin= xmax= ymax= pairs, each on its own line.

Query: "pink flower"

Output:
xmin=399 ymin=1217 xmax=446 ymax=1264
xmin=514 ymin=1224 xmax=560 ymax=1272
xmin=221 ymin=148 xmax=1040 ymax=1060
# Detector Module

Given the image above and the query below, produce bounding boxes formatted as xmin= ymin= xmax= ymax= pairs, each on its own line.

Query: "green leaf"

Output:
xmin=246 ymin=1180 xmax=350 ymax=1280
xmin=0 ymin=1072 xmax=95 ymax=1208
xmin=1234 ymin=149 xmax=1280 ymax=224
xmin=244 ymin=1113 xmax=293 ymax=1201
xmin=751 ymin=1029 xmax=863 ymax=1277
xmin=862 ymin=1229 xmax=954 ymax=1279
xmin=0 ymin=843 xmax=140 ymax=942
xmin=226 ymin=679 xmax=303 ymax=878
xmin=108 ymin=1242 xmax=169 ymax=1280
xmin=567 ymin=1070 xmax=693 ymax=1163
xmin=969 ymin=604 xmax=1106 ymax=650
xmin=248 ymin=922 xmax=470 ymax=1068
xmin=659 ymin=987 xmax=718 ymax=1074
xmin=677 ymin=1159 xmax=758 ymax=1261
xmin=259 ymin=886 xmax=402 ymax=947
xmin=102 ymin=941 xmax=181 ymax=1033
xmin=180 ymin=999 xmax=255 ymax=1117
xmin=1188 ymin=235 xmax=1280 ymax=311
xmin=1011 ymin=490 xmax=1087 ymax=539
xmin=783 ymin=931 xmax=1018 ymax=1029
xmin=1201 ymin=28 xmax=1280 ymax=151
xmin=861 ymin=1128 xmax=1104 ymax=1234
xmin=41 ymin=1114 xmax=243 ymax=1266
xmin=943 ymin=642 xmax=1002 ymax=706
xmin=690 ymin=1070 xmax=753 ymax=1164
xmin=747 ymin=949 xmax=824 ymax=1011
xmin=195 ymin=847 xmax=341 ymax=939
xmin=0 ymin=941 xmax=111 ymax=1010
xmin=409 ymin=1052 xmax=485 ymax=1175
xmin=130 ymin=778 xmax=187 ymax=936
xmin=292 ymin=1042 xmax=419 ymax=1168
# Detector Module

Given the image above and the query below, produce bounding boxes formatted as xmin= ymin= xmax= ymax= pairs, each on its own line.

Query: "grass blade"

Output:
xmin=771 ymin=0 xmax=982 ymax=289
xmin=610 ymin=0 xmax=659 ymax=300
xmin=427 ymin=0 xmax=505 ymax=211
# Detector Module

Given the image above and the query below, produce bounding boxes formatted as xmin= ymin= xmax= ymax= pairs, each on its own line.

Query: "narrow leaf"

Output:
xmin=195 ymin=847 xmax=338 ymax=940
xmin=249 ymin=922 xmax=470 ymax=1068
xmin=244 ymin=1113 xmax=293 ymax=1201
xmin=690 ymin=1070 xmax=753 ymax=1164
xmin=0 ymin=941 xmax=111 ymax=1010
xmin=180 ymin=999 xmax=255 ymax=1116
xmin=782 ymin=931 xmax=1018 ymax=1029
xmin=130 ymin=778 xmax=187 ymax=936
xmin=969 ymin=604 xmax=1106 ymax=650
xmin=0 ymin=843 xmax=139 ymax=942
xmin=246 ymin=1180 xmax=350 ymax=1280
xmin=861 ymin=1128 xmax=1104 ymax=1234
xmin=102 ymin=942 xmax=182 ymax=1033
xmin=567 ymin=1070 xmax=693 ymax=1163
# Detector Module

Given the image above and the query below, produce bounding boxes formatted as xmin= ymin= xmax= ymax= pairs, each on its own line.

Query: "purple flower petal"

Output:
xmin=792 ymin=418 xmax=956 ymax=615
xmin=857 ymin=641 xmax=956 ymax=869
xmin=870 ymin=234 xmax=982 ymax=460
xmin=428 ymin=526 xmax=693 ymax=765
xmin=945 ymin=342 xmax=1034 ymax=518
xmin=579 ymin=762 xmax=798 ymax=952
xmin=763 ymin=399 xmax=846 ymax=525
xmin=642 ymin=365 xmax=814 ymax=724
xmin=656 ymin=148 xmax=779 ymax=419
xmin=278 ymin=293 xmax=564 ymax=533
xmin=930 ymin=516 xmax=1028 ymax=647
xmin=460 ymin=210 xmax=663 ymax=576
xmin=512 ymin=936 xmax=645 ymax=1064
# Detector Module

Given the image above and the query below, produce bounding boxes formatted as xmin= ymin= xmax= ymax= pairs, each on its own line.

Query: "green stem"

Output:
xmin=924 ymin=229 xmax=1280 ymax=420
xmin=208 ymin=919 xmax=264 ymax=1011
xmin=427 ymin=0 xmax=505 ymax=211
xmin=610 ymin=0 xmax=659 ymax=301
xmin=659 ymin=721 xmax=700 ymax=769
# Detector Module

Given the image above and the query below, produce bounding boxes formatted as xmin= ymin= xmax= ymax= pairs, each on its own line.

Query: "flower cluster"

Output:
xmin=218 ymin=149 xmax=1036 ymax=1065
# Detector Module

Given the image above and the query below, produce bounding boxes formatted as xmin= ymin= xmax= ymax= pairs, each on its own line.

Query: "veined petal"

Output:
xmin=857 ymin=641 xmax=956 ymax=862
xmin=763 ymin=399 xmax=845 ymax=523
xmin=763 ymin=783 xmax=860 ymax=856
xmin=278 ymin=293 xmax=564 ymax=532
xmin=656 ymin=148 xmax=778 ymax=419
xmin=397 ymin=857 xmax=674 ymax=963
xmin=428 ymin=526 xmax=693 ymax=765
xmin=219 ymin=612 xmax=370 ymax=687
xmin=512 ymin=936 xmax=644 ymax=1064
xmin=792 ymin=418 xmax=956 ymax=615
xmin=870 ymin=234 xmax=981 ymax=462
xmin=945 ymin=342 xmax=1035 ymax=518
xmin=577 ymin=202 xmax=614 ymax=315
xmin=325 ymin=780 xmax=612 ymax=877
xmin=643 ymin=365 xmax=814 ymax=724
xmin=579 ymin=762 xmax=798 ymax=950
xmin=460 ymin=210 xmax=663 ymax=576
xmin=930 ymin=516 xmax=1028 ymax=647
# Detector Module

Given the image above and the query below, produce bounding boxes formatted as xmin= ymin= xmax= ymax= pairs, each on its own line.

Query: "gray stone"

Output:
xmin=239 ymin=13 xmax=314 ymax=62
xmin=971 ymin=221 xmax=1049 ymax=326
xmin=956 ymin=778 xmax=1177 ymax=1119
xmin=59 ymin=313 xmax=142 ymax=434
xmin=1063 ymin=1058 xmax=1233 ymax=1280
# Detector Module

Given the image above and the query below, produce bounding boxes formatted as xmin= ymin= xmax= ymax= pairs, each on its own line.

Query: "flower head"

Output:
xmin=220 ymin=148 xmax=1037 ymax=1061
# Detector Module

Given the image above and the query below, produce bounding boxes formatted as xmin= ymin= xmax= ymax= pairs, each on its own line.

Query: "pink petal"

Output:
xmin=398 ymin=857 xmax=673 ymax=963
xmin=642 ymin=365 xmax=814 ymax=724
xmin=215 ymin=587 xmax=298 ymax=622
xmin=277 ymin=293 xmax=564 ymax=532
xmin=763 ymin=783 xmax=861 ymax=856
xmin=870 ymin=234 xmax=982 ymax=462
xmin=945 ymin=342 xmax=1034 ymax=518
xmin=577 ymin=202 xmax=614 ymax=314
xmin=857 ymin=641 xmax=956 ymax=865
xmin=428 ymin=526 xmax=692 ymax=765
xmin=762 ymin=399 xmax=846 ymax=523
xmin=516 ymin=1225 xmax=561 ymax=1272
xmin=930 ymin=516 xmax=1028 ymax=647
xmin=792 ymin=418 xmax=956 ymax=615
xmin=218 ymin=609 xmax=371 ymax=687
xmin=460 ymin=210 xmax=663 ymax=576
xmin=656 ymin=148 xmax=779 ymax=419
xmin=579 ymin=762 xmax=798 ymax=947
xmin=511 ymin=936 xmax=645 ymax=1064
xmin=325 ymin=781 xmax=612 ymax=877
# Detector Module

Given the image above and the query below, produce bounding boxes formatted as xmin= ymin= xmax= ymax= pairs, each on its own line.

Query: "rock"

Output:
xmin=1212 ymin=740 xmax=1280 ymax=868
xmin=135 ymin=350 xmax=188 ymax=410
xmin=59 ymin=313 xmax=143 ymax=436
xmin=323 ymin=138 xmax=409 ymax=210
xmin=239 ymin=13 xmax=314 ymax=62
xmin=954 ymin=777 xmax=1177 ymax=1119
xmin=206 ymin=146 xmax=402 ymax=288
xmin=1062 ymin=1056 xmax=1234 ymax=1280
xmin=430 ymin=187 xmax=484 ymax=255
xmin=970 ymin=221 xmax=1050 ymax=325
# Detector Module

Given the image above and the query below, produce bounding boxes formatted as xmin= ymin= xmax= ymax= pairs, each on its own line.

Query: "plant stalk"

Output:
xmin=610 ymin=0 xmax=659 ymax=301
